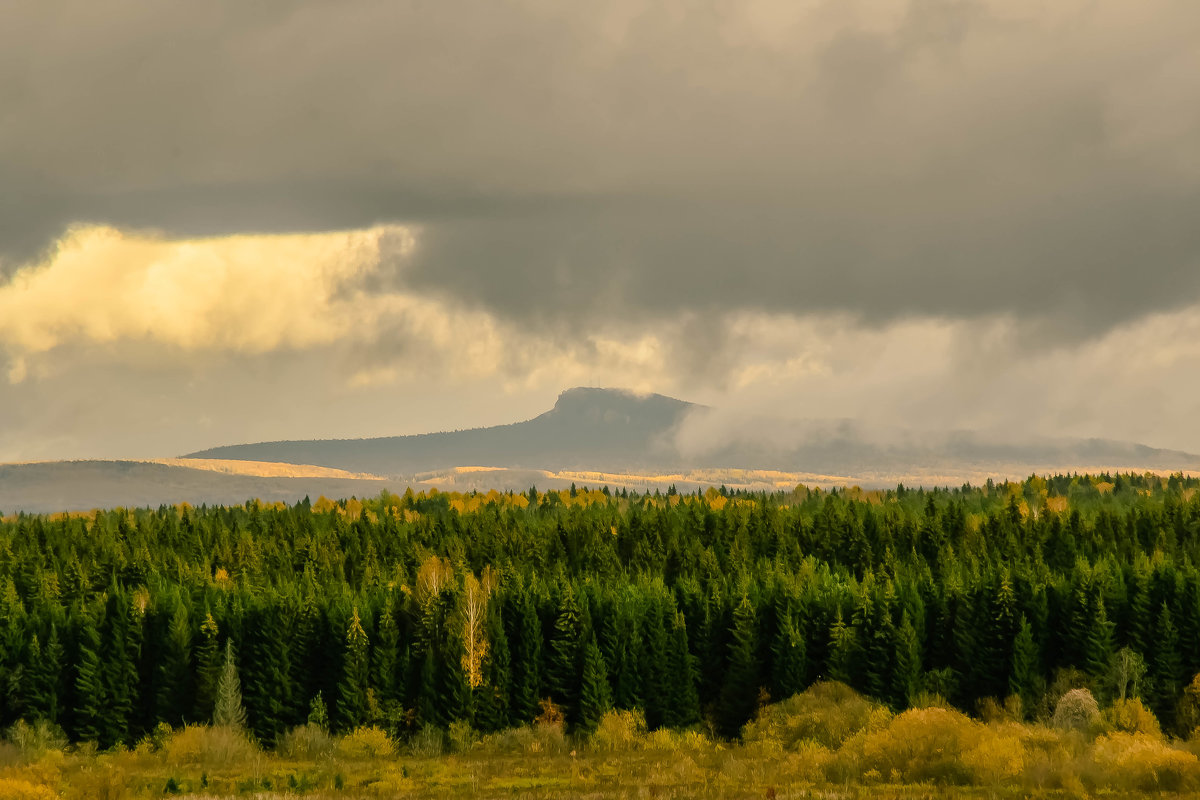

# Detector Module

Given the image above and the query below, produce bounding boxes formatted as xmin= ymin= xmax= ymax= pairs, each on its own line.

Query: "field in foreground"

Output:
xmin=5 ymin=682 xmax=1200 ymax=800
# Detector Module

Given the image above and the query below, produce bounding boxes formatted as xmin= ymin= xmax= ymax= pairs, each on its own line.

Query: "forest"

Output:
xmin=4 ymin=473 xmax=1200 ymax=797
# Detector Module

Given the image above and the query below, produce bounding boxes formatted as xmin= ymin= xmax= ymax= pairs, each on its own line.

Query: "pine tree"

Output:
xmin=1010 ymin=615 xmax=1039 ymax=714
xmin=72 ymin=611 xmax=105 ymax=743
xmin=338 ymin=607 xmax=370 ymax=732
xmin=474 ymin=603 xmax=512 ymax=733
xmin=508 ymin=590 xmax=542 ymax=724
xmin=546 ymin=587 xmax=583 ymax=720
xmin=1151 ymin=603 xmax=1183 ymax=730
xmin=664 ymin=611 xmax=701 ymax=728
xmin=891 ymin=613 xmax=922 ymax=709
xmin=639 ymin=596 xmax=670 ymax=729
xmin=577 ymin=635 xmax=612 ymax=735
xmin=826 ymin=608 xmax=855 ymax=685
xmin=718 ymin=595 xmax=760 ymax=738
xmin=307 ymin=690 xmax=330 ymax=731
xmin=1084 ymin=596 xmax=1115 ymax=681
xmin=213 ymin=639 xmax=247 ymax=729
xmin=771 ymin=604 xmax=806 ymax=702
xmin=372 ymin=601 xmax=400 ymax=707
xmin=28 ymin=626 xmax=64 ymax=723
xmin=194 ymin=611 xmax=221 ymax=721
xmin=155 ymin=601 xmax=192 ymax=725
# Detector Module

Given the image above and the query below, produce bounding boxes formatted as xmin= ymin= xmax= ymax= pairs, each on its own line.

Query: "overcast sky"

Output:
xmin=2 ymin=0 xmax=1200 ymax=461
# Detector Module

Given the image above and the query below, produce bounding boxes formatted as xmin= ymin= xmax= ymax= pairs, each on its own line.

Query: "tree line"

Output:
xmin=1 ymin=472 xmax=1200 ymax=746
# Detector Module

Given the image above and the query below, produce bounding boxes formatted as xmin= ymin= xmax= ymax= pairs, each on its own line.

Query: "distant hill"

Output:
xmin=185 ymin=387 xmax=697 ymax=474
xmin=4 ymin=386 xmax=1199 ymax=514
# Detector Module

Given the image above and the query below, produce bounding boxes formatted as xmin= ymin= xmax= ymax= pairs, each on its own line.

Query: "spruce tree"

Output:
xmin=826 ymin=608 xmax=855 ymax=685
xmin=508 ymin=590 xmax=542 ymax=724
xmin=213 ymin=639 xmax=247 ymax=729
xmin=891 ymin=613 xmax=922 ymax=709
xmin=546 ymin=587 xmax=583 ymax=720
xmin=771 ymin=606 xmax=806 ymax=702
xmin=664 ymin=611 xmax=701 ymax=728
xmin=1010 ymin=615 xmax=1039 ymax=714
xmin=28 ymin=626 xmax=64 ymax=723
xmin=72 ymin=612 xmax=105 ymax=743
xmin=1084 ymin=596 xmax=1115 ymax=682
xmin=155 ymin=601 xmax=192 ymax=725
xmin=372 ymin=601 xmax=400 ymax=707
xmin=1151 ymin=603 xmax=1183 ymax=729
xmin=639 ymin=597 xmax=670 ymax=729
xmin=194 ymin=610 xmax=222 ymax=721
xmin=718 ymin=595 xmax=760 ymax=738
xmin=577 ymin=635 xmax=612 ymax=735
xmin=338 ymin=607 xmax=370 ymax=732
xmin=474 ymin=603 xmax=512 ymax=733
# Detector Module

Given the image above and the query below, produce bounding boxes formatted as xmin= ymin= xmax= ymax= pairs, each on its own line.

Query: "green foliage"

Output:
xmin=213 ymin=640 xmax=246 ymax=729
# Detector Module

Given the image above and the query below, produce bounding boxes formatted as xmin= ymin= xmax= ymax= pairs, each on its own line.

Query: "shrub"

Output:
xmin=1089 ymin=732 xmax=1200 ymax=792
xmin=447 ymin=720 xmax=478 ymax=753
xmin=335 ymin=725 xmax=396 ymax=760
xmin=1104 ymin=697 xmax=1161 ymax=737
xmin=835 ymin=706 xmax=982 ymax=785
xmin=742 ymin=681 xmax=890 ymax=750
xmin=163 ymin=724 xmax=257 ymax=768
xmin=0 ymin=778 xmax=58 ymax=800
xmin=589 ymin=710 xmax=646 ymax=751
xmin=1053 ymin=689 xmax=1101 ymax=734
xmin=276 ymin=723 xmax=334 ymax=759
xmin=407 ymin=724 xmax=444 ymax=757
xmin=5 ymin=719 xmax=67 ymax=760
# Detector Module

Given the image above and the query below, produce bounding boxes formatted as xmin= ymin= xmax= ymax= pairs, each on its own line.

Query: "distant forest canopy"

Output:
xmin=3 ymin=471 xmax=1200 ymax=748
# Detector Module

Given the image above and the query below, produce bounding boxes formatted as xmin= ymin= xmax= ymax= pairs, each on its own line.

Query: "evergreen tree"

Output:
xmin=1151 ymin=603 xmax=1183 ymax=729
xmin=194 ymin=610 xmax=221 ymax=721
xmin=771 ymin=604 xmax=806 ymax=701
xmin=28 ymin=626 xmax=64 ymax=724
xmin=664 ymin=611 xmax=701 ymax=728
xmin=718 ymin=595 xmax=760 ymax=738
xmin=474 ymin=603 xmax=512 ymax=733
xmin=577 ymin=635 xmax=612 ymax=735
xmin=639 ymin=596 xmax=670 ymax=729
xmin=1010 ymin=615 xmax=1039 ymax=714
xmin=72 ymin=611 xmax=105 ymax=743
xmin=155 ymin=601 xmax=192 ymax=725
xmin=338 ymin=607 xmax=370 ymax=732
xmin=546 ymin=587 xmax=583 ymax=720
xmin=213 ymin=639 xmax=247 ymax=729
xmin=826 ymin=608 xmax=855 ymax=685
xmin=1084 ymin=596 xmax=1115 ymax=681
xmin=891 ymin=613 xmax=922 ymax=709
xmin=372 ymin=601 xmax=400 ymax=707
xmin=508 ymin=590 xmax=542 ymax=724
xmin=308 ymin=690 xmax=330 ymax=731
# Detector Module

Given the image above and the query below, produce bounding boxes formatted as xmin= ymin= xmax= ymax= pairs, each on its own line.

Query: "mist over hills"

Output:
xmin=2 ymin=387 xmax=1198 ymax=514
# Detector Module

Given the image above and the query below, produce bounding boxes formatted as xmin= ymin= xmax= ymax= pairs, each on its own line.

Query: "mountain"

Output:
xmin=3 ymin=386 xmax=1199 ymax=514
xmin=184 ymin=387 xmax=697 ymax=474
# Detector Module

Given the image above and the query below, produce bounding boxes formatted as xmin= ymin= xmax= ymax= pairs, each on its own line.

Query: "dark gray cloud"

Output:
xmin=3 ymin=0 xmax=1200 ymax=335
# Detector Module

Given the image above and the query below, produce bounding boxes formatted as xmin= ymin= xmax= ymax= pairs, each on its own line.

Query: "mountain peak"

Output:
xmin=547 ymin=387 xmax=695 ymax=426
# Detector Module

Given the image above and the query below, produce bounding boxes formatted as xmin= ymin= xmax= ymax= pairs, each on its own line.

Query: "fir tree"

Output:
xmin=28 ymin=626 xmax=64 ymax=723
xmin=194 ymin=611 xmax=221 ymax=721
xmin=213 ymin=639 xmax=247 ymax=729
xmin=1151 ymin=603 xmax=1183 ymax=730
xmin=1010 ymin=615 xmax=1039 ymax=714
xmin=718 ymin=595 xmax=760 ymax=738
xmin=338 ymin=607 xmax=370 ymax=732
xmin=826 ymin=608 xmax=855 ymax=685
xmin=508 ymin=590 xmax=542 ymax=724
xmin=771 ymin=604 xmax=806 ymax=702
xmin=891 ymin=613 xmax=922 ymax=709
xmin=577 ymin=635 xmax=612 ymax=735
xmin=72 ymin=612 xmax=105 ymax=743
xmin=155 ymin=601 xmax=192 ymax=725
xmin=1084 ymin=596 xmax=1115 ymax=681
xmin=664 ymin=611 xmax=701 ymax=728
xmin=546 ymin=587 xmax=583 ymax=719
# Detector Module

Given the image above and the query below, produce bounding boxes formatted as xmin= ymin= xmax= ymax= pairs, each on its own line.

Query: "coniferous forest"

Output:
xmin=4 ymin=472 xmax=1200 ymax=756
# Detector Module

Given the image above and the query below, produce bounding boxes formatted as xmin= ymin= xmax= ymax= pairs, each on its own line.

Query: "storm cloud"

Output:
xmin=2 ymin=0 xmax=1200 ymax=461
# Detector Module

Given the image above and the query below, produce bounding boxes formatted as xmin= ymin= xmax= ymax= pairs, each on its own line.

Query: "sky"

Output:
xmin=2 ymin=0 xmax=1200 ymax=462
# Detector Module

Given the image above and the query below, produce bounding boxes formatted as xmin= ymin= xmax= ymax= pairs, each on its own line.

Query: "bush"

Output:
xmin=163 ymin=724 xmax=257 ymax=768
xmin=1089 ymin=732 xmax=1200 ymax=792
xmin=335 ymin=725 xmax=396 ymax=760
xmin=407 ymin=724 xmax=444 ymax=757
xmin=447 ymin=720 xmax=478 ymax=753
xmin=0 ymin=778 xmax=58 ymax=800
xmin=835 ymin=707 xmax=981 ymax=785
xmin=589 ymin=710 xmax=646 ymax=751
xmin=1053 ymin=689 xmax=1101 ymax=734
xmin=1104 ymin=697 xmax=1161 ymax=737
xmin=5 ymin=719 xmax=67 ymax=760
xmin=742 ymin=681 xmax=890 ymax=750
xmin=276 ymin=723 xmax=334 ymax=759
